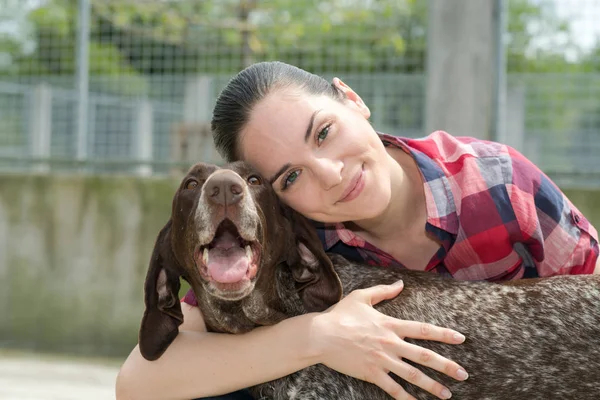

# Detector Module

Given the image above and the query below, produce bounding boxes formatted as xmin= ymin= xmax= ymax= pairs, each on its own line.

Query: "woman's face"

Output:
xmin=239 ymin=80 xmax=394 ymax=223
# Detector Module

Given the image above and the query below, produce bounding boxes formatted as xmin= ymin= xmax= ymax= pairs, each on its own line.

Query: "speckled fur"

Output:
xmin=275 ymin=255 xmax=600 ymax=399
xmin=249 ymin=254 xmax=600 ymax=400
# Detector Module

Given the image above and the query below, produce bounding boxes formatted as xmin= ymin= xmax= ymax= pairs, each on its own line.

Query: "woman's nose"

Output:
xmin=313 ymin=158 xmax=343 ymax=190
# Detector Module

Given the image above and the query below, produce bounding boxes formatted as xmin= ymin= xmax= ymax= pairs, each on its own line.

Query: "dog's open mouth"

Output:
xmin=195 ymin=219 xmax=261 ymax=290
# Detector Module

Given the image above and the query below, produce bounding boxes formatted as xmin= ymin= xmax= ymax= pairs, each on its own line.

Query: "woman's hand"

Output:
xmin=310 ymin=280 xmax=468 ymax=400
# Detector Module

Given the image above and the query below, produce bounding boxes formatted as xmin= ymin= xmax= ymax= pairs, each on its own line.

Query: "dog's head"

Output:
xmin=139 ymin=161 xmax=342 ymax=361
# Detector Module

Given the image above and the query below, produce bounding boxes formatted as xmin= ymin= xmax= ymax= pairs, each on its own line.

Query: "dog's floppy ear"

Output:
xmin=284 ymin=209 xmax=343 ymax=312
xmin=139 ymin=220 xmax=184 ymax=361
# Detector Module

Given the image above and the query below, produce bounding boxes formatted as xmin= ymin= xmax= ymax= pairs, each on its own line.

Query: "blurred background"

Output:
xmin=0 ymin=0 xmax=599 ymax=398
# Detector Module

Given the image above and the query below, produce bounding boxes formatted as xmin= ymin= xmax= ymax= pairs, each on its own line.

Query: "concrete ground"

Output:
xmin=0 ymin=350 xmax=121 ymax=400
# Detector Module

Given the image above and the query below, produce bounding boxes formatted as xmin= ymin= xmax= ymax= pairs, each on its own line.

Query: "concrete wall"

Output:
xmin=0 ymin=173 xmax=178 ymax=357
xmin=0 ymin=174 xmax=598 ymax=357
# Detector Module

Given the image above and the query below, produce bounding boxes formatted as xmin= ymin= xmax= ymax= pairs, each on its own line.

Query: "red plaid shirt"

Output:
xmin=316 ymin=131 xmax=598 ymax=281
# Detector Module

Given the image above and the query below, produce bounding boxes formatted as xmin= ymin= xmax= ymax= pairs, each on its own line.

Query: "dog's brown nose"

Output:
xmin=205 ymin=170 xmax=245 ymax=205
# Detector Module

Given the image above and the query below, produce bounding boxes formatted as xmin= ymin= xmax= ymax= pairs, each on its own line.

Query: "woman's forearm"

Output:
xmin=116 ymin=283 xmax=468 ymax=400
xmin=115 ymin=313 xmax=320 ymax=400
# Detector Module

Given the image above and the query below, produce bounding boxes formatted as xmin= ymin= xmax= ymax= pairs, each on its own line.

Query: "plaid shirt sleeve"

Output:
xmin=506 ymin=146 xmax=599 ymax=276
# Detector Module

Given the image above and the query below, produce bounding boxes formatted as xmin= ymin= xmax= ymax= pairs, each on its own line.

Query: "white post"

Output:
xmin=182 ymin=76 xmax=214 ymax=162
xmin=30 ymin=84 xmax=52 ymax=173
xmin=75 ymin=0 xmax=90 ymax=163
xmin=183 ymin=75 xmax=212 ymax=124
xmin=134 ymin=99 xmax=154 ymax=177
xmin=505 ymin=85 xmax=526 ymax=151
xmin=493 ymin=0 xmax=508 ymax=144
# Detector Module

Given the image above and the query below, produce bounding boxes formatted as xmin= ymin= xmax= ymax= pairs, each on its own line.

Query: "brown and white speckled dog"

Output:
xmin=139 ymin=162 xmax=600 ymax=400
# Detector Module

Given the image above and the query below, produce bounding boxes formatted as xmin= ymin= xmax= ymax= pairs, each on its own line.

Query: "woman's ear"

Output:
xmin=332 ymin=77 xmax=371 ymax=119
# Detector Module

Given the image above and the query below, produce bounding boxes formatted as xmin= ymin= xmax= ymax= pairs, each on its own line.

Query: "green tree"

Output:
xmin=1 ymin=0 xmax=591 ymax=94
xmin=507 ymin=0 xmax=583 ymax=73
xmin=3 ymin=0 xmax=587 ymax=77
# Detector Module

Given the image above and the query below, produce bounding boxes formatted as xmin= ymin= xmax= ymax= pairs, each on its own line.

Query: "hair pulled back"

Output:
xmin=212 ymin=61 xmax=345 ymax=162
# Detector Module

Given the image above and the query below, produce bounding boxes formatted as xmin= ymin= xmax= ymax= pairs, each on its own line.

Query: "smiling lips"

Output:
xmin=338 ymin=165 xmax=365 ymax=203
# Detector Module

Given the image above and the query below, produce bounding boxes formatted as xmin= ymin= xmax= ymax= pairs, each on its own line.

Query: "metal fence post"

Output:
xmin=75 ymin=0 xmax=91 ymax=164
xmin=30 ymin=84 xmax=52 ymax=173
xmin=183 ymin=75 xmax=213 ymax=161
xmin=493 ymin=0 xmax=508 ymax=144
xmin=183 ymin=75 xmax=212 ymax=124
xmin=505 ymin=85 xmax=526 ymax=151
xmin=134 ymin=99 xmax=154 ymax=177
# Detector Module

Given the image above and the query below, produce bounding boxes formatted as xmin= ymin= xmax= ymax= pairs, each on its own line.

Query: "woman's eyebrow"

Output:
xmin=304 ymin=109 xmax=323 ymax=143
xmin=269 ymin=163 xmax=291 ymax=185
xmin=269 ymin=109 xmax=323 ymax=185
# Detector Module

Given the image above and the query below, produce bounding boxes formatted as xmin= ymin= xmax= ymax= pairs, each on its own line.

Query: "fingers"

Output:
xmin=395 ymin=320 xmax=466 ymax=345
xmin=398 ymin=341 xmax=469 ymax=382
xmin=357 ymin=280 xmax=405 ymax=306
xmin=384 ymin=357 xmax=453 ymax=400
xmin=371 ymin=371 xmax=417 ymax=400
xmin=373 ymin=356 xmax=454 ymax=400
xmin=351 ymin=283 xmax=465 ymax=345
xmin=336 ymin=283 xmax=468 ymax=398
xmin=389 ymin=320 xmax=468 ymax=382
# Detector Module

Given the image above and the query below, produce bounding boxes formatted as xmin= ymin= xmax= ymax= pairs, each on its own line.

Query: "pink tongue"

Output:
xmin=207 ymin=247 xmax=249 ymax=283
xmin=207 ymin=229 xmax=249 ymax=283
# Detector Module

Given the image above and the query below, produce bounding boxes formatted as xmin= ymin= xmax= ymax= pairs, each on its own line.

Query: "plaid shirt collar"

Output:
xmin=321 ymin=133 xmax=459 ymax=253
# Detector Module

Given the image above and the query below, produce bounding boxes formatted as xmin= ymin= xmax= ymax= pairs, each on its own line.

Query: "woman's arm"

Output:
xmin=116 ymin=282 xmax=467 ymax=400
xmin=116 ymin=303 xmax=321 ymax=400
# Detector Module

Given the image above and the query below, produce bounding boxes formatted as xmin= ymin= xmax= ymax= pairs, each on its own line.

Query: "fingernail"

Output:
xmin=393 ymin=279 xmax=404 ymax=287
xmin=453 ymin=333 xmax=465 ymax=343
xmin=441 ymin=388 xmax=452 ymax=399
xmin=457 ymin=369 xmax=469 ymax=380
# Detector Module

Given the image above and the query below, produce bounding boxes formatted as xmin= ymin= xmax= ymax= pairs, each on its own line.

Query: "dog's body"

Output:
xmin=139 ymin=162 xmax=600 ymax=400
xmin=249 ymin=259 xmax=600 ymax=400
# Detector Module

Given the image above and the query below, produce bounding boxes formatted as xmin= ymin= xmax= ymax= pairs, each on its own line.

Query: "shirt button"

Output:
xmin=572 ymin=212 xmax=581 ymax=224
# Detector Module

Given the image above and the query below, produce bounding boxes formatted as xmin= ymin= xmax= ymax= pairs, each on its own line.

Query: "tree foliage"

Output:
xmin=4 ymin=0 xmax=596 ymax=79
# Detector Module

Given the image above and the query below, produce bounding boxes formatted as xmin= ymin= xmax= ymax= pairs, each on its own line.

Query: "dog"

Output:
xmin=139 ymin=162 xmax=600 ymax=399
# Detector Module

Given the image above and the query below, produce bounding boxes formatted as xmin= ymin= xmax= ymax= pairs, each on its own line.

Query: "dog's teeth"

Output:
xmin=245 ymin=244 xmax=252 ymax=260
xmin=203 ymin=248 xmax=209 ymax=265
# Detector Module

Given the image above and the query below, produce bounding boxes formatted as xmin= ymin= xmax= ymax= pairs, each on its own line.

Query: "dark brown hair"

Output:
xmin=212 ymin=61 xmax=346 ymax=162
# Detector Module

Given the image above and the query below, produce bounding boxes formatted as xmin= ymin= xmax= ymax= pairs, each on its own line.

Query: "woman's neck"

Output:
xmin=349 ymin=147 xmax=427 ymax=241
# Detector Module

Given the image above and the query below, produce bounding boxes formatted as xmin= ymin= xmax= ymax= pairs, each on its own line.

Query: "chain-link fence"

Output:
xmin=506 ymin=0 xmax=600 ymax=187
xmin=0 ymin=0 xmax=599 ymax=186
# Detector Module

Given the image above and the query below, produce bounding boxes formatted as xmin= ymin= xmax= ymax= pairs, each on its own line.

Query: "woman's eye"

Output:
xmin=283 ymin=170 xmax=301 ymax=190
xmin=248 ymin=175 xmax=262 ymax=185
xmin=316 ymin=124 xmax=331 ymax=145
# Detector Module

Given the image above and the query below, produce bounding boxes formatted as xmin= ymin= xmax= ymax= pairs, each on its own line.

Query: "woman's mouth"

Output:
xmin=337 ymin=165 xmax=365 ymax=203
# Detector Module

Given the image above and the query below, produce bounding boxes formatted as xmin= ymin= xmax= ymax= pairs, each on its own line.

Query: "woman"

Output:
xmin=116 ymin=61 xmax=599 ymax=400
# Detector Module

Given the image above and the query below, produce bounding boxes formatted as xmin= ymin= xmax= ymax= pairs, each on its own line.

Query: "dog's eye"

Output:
xmin=247 ymin=175 xmax=262 ymax=186
xmin=185 ymin=180 xmax=198 ymax=190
